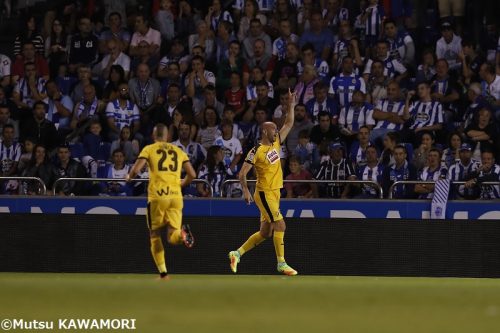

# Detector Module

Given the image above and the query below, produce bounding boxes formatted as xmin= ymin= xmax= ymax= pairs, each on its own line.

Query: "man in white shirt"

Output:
xmin=129 ymin=13 xmax=161 ymax=57
xmin=93 ymin=39 xmax=131 ymax=80
xmin=435 ymin=21 xmax=462 ymax=71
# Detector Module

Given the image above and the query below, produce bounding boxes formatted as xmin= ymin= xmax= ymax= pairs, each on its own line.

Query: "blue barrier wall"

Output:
xmin=0 ymin=197 xmax=499 ymax=220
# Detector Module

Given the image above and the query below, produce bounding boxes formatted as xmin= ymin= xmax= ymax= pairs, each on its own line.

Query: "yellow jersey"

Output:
xmin=137 ymin=141 xmax=189 ymax=200
xmin=244 ymin=136 xmax=283 ymax=191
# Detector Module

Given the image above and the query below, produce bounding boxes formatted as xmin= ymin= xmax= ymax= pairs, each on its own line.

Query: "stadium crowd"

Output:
xmin=0 ymin=0 xmax=499 ymax=199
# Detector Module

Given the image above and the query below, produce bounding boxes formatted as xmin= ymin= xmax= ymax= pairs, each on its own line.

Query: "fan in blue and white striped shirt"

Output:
xmin=406 ymin=82 xmax=444 ymax=132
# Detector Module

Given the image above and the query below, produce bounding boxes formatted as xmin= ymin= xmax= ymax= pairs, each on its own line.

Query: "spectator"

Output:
xmin=285 ymin=156 xmax=314 ymax=198
xmin=272 ymin=19 xmax=299 ymax=61
xmin=44 ymin=18 xmax=70 ymax=78
xmin=197 ymin=106 xmax=220 ymax=150
xmin=44 ymin=79 xmax=73 ymax=136
xmin=216 ymin=40 xmax=244 ymax=98
xmin=99 ymin=12 xmax=130 ymax=54
xmin=0 ymin=124 xmax=22 ymax=194
xmin=369 ymin=81 xmax=408 ymax=147
xmin=197 ymin=145 xmax=228 ymax=197
xmin=155 ymin=0 xmax=175 ymax=42
xmin=412 ymin=131 xmax=435 ymax=171
xmin=242 ymin=39 xmax=273 ymax=86
xmin=322 ymin=0 xmax=349 ymax=34
xmin=435 ymin=21 xmax=462 ymax=71
xmin=238 ymin=3 xmax=268 ymax=43
xmin=294 ymin=129 xmax=320 ymax=172
xmin=447 ymin=143 xmax=480 ymax=199
xmin=98 ymin=148 xmax=132 ymax=196
xmin=13 ymin=14 xmax=44 ymax=57
xmin=20 ymin=101 xmax=58 ymax=151
xmin=310 ymin=111 xmax=342 ymax=146
xmin=82 ymin=120 xmax=104 ymax=162
xmin=215 ymin=20 xmax=237 ymax=64
xmin=478 ymin=62 xmax=500 ymax=111
xmin=442 ymin=131 xmax=463 ymax=167
xmin=129 ymin=63 xmax=161 ymax=113
xmin=213 ymin=119 xmax=243 ymax=175
xmin=286 ymin=103 xmax=314 ymax=155
xmin=221 ymin=108 xmax=244 ymax=141
xmin=0 ymin=105 xmax=20 ymax=142
xmin=17 ymin=137 xmax=35 ymax=174
xmin=459 ymin=39 xmax=485 ymax=85
xmin=242 ymin=18 xmax=272 ymax=60
xmin=172 ymin=121 xmax=207 ymax=171
xmin=430 ymin=59 xmax=460 ymax=124
xmin=360 ymin=0 xmax=384 ymax=53
xmin=185 ymin=55 xmax=216 ymax=102
xmin=0 ymin=53 xmax=11 ymax=88
xmin=363 ymin=40 xmax=407 ymax=83
xmin=110 ymin=126 xmax=140 ymax=164
xmin=205 ymin=0 xmax=233 ymax=33
xmin=129 ymin=13 xmax=161 ymax=58
xmin=437 ymin=0 xmax=465 ymax=35
xmin=194 ymin=85 xmax=225 ymax=123
xmin=11 ymin=41 xmax=50 ymax=85
xmin=299 ymin=10 xmax=334 ymax=61
xmin=70 ymin=65 xmax=98 ymax=104
xmin=130 ymin=40 xmax=160 ymax=79
xmin=314 ymin=142 xmax=356 ymax=199
xmin=349 ymin=126 xmax=373 ymax=169
xmin=12 ymin=62 xmax=47 ymax=116
xmin=294 ymin=65 xmax=320 ymax=105
xmin=188 ymin=20 xmax=215 ymax=61
xmin=246 ymin=66 xmax=275 ymax=103
xmin=332 ymin=20 xmax=362 ymax=73
xmin=465 ymin=150 xmax=500 ymax=199
xmin=102 ymin=65 xmax=126 ymax=103
xmin=414 ymin=148 xmax=448 ymax=199
xmin=68 ymin=17 xmax=99 ymax=71
xmin=329 ymin=56 xmax=366 ymax=109
xmin=105 ymin=82 xmax=140 ymax=141
xmin=338 ymin=90 xmax=373 ymax=145
xmin=306 ymin=81 xmax=338 ymax=125
xmin=157 ymin=40 xmax=187 ymax=77
xmin=403 ymin=82 xmax=444 ymax=145
xmin=356 ymin=145 xmax=383 ymax=199
xmin=272 ymin=42 xmax=300 ymax=91
xmin=69 ymin=84 xmax=104 ymax=141
xmin=366 ymin=60 xmax=390 ymax=104
xmin=93 ymin=40 xmax=131 ymax=80
xmin=383 ymin=18 xmax=415 ymax=67
xmin=297 ymin=43 xmax=329 ymax=83
xmin=224 ymin=72 xmax=246 ymax=119
xmin=382 ymin=144 xmax=417 ymax=199
xmin=54 ymin=144 xmax=87 ymax=196
xmin=245 ymin=80 xmax=277 ymax=121
xmin=460 ymin=83 xmax=488 ymax=133
xmin=176 ymin=1 xmax=198 ymax=42
xmin=269 ymin=0 xmax=298 ymax=38
xmin=21 ymin=144 xmax=58 ymax=193
xmin=380 ymin=131 xmax=399 ymax=168
xmin=416 ymin=49 xmax=437 ymax=84
xmin=167 ymin=108 xmax=197 ymax=143
xmin=245 ymin=108 xmax=268 ymax=151
xmin=465 ymin=108 xmax=498 ymax=161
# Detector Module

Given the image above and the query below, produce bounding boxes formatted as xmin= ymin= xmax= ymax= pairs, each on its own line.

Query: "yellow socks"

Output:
xmin=238 ymin=231 xmax=266 ymax=256
xmin=150 ymin=235 xmax=167 ymax=273
xmin=273 ymin=231 xmax=285 ymax=263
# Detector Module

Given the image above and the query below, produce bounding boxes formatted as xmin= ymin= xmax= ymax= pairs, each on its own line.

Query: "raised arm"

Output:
xmin=279 ymin=89 xmax=297 ymax=142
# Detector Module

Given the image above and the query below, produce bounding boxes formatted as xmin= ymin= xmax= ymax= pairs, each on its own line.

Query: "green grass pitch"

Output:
xmin=1 ymin=273 xmax=500 ymax=333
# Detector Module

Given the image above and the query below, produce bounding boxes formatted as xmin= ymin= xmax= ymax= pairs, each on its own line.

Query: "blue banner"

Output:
xmin=0 ymin=197 xmax=499 ymax=220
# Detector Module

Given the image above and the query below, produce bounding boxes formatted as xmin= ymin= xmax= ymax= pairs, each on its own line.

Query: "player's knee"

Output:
xmin=259 ymin=230 xmax=272 ymax=239
xmin=150 ymin=229 xmax=161 ymax=239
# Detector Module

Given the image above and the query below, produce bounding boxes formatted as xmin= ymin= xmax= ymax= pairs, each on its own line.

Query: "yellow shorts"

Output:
xmin=146 ymin=198 xmax=183 ymax=231
xmin=254 ymin=189 xmax=283 ymax=223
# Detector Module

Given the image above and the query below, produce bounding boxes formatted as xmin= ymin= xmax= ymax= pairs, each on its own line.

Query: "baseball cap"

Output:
xmin=459 ymin=143 xmax=472 ymax=151
xmin=440 ymin=21 xmax=454 ymax=31
xmin=329 ymin=142 xmax=344 ymax=151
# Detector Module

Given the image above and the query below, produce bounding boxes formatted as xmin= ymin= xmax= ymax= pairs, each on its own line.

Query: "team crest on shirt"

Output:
xmin=266 ymin=149 xmax=280 ymax=164
xmin=416 ymin=112 xmax=430 ymax=122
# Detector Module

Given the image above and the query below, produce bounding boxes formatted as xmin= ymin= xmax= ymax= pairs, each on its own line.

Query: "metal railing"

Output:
xmin=221 ymin=179 xmax=384 ymax=199
xmin=52 ymin=178 xmax=214 ymax=196
xmin=388 ymin=180 xmax=500 ymax=199
xmin=0 ymin=176 xmax=47 ymax=195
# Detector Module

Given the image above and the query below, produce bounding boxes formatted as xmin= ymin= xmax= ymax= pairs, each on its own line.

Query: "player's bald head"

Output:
xmin=153 ymin=123 xmax=168 ymax=141
xmin=262 ymin=122 xmax=276 ymax=132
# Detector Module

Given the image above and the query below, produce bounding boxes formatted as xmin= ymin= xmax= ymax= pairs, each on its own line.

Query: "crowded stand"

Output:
xmin=0 ymin=0 xmax=498 ymax=199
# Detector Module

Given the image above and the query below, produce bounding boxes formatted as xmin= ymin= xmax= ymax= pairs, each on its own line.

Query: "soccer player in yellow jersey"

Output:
xmin=228 ymin=89 xmax=298 ymax=276
xmin=126 ymin=123 xmax=196 ymax=280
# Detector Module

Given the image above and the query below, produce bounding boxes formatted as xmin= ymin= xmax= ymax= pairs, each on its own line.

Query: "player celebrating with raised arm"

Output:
xmin=126 ymin=123 xmax=196 ymax=280
xmin=229 ymin=89 xmax=298 ymax=276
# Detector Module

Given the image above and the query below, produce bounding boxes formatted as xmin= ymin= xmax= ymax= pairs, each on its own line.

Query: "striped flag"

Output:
xmin=431 ymin=179 xmax=451 ymax=219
